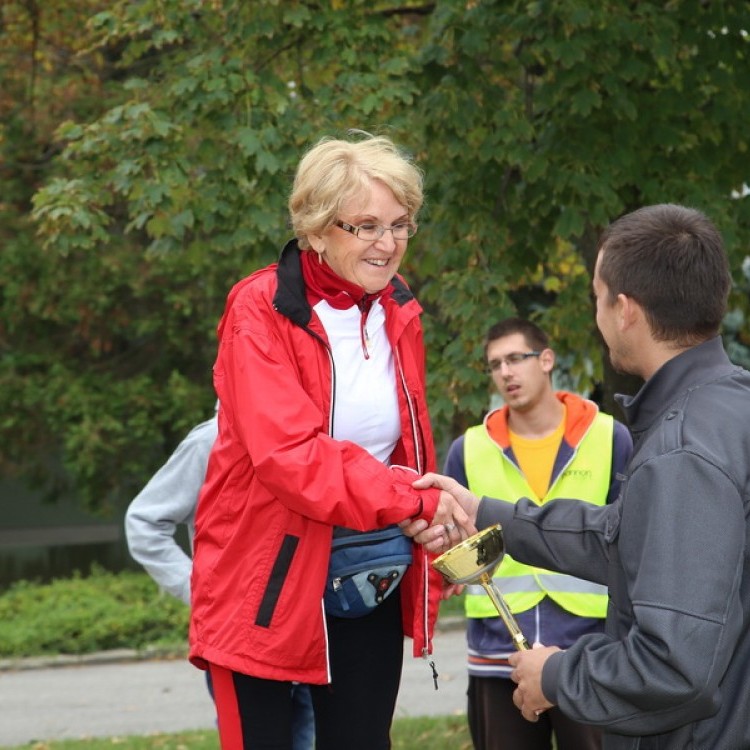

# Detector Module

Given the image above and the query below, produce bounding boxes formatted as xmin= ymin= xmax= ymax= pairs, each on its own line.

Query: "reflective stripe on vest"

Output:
xmin=464 ymin=412 xmax=612 ymax=618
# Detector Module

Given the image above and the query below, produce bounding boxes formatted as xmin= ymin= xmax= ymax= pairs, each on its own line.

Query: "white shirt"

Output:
xmin=313 ymin=298 xmax=401 ymax=463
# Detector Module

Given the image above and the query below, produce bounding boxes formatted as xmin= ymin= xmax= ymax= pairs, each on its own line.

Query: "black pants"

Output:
xmin=467 ymin=675 xmax=602 ymax=750
xmin=211 ymin=592 xmax=404 ymax=749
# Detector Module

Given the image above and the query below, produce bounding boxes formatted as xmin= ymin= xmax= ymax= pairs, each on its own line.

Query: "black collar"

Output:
xmin=272 ymin=239 xmax=415 ymax=328
xmin=615 ymin=336 xmax=733 ymax=433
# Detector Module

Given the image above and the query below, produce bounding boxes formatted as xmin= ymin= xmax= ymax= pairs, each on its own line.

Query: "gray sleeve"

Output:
xmin=124 ymin=417 xmax=217 ymax=605
xmin=545 ymin=453 xmax=742 ymax=734
xmin=477 ymin=494 xmax=613 ymax=584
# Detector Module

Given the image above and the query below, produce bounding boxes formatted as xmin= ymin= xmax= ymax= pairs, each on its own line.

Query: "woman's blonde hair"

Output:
xmin=288 ymin=132 xmax=424 ymax=249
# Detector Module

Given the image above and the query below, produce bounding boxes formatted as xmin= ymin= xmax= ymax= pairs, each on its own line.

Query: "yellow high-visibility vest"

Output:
xmin=464 ymin=413 xmax=612 ymax=618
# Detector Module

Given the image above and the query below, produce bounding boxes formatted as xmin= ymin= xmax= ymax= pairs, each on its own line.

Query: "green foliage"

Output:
xmin=2 ymin=0 xmax=750 ymax=512
xmin=724 ymin=254 xmax=750 ymax=369
xmin=410 ymin=0 xmax=750 ymax=415
xmin=0 ymin=567 xmax=463 ymax=659
xmin=0 ymin=565 xmax=189 ymax=657
xmin=1 ymin=0 xmax=434 ymax=510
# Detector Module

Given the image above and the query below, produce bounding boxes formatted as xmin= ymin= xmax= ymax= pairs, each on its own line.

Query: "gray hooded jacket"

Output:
xmin=124 ymin=417 xmax=217 ymax=605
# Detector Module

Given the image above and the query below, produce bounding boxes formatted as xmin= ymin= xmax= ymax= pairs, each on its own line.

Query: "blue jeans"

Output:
xmin=291 ymin=683 xmax=314 ymax=750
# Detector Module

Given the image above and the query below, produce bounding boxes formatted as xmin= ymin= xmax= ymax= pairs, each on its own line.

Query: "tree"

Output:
xmin=2 ymin=0 xmax=435 ymax=510
xmin=408 ymin=0 xmax=750 ymax=425
xmin=1 ymin=0 xmax=124 ymax=508
xmin=3 ymin=0 xmax=750 ymax=511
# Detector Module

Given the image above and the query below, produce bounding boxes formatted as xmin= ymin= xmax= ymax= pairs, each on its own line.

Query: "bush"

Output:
xmin=0 ymin=565 xmax=465 ymax=659
xmin=0 ymin=564 xmax=189 ymax=657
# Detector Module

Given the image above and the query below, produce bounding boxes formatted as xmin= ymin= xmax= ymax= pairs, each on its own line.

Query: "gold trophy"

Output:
xmin=432 ymin=524 xmax=530 ymax=651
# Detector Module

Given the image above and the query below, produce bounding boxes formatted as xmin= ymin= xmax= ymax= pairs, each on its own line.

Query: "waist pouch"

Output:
xmin=324 ymin=524 xmax=413 ymax=618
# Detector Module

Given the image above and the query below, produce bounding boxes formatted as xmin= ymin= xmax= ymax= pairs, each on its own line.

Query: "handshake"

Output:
xmin=399 ymin=473 xmax=482 ymax=554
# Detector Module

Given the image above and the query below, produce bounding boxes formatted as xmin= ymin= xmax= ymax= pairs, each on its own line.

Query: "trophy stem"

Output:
xmin=480 ymin=572 xmax=530 ymax=651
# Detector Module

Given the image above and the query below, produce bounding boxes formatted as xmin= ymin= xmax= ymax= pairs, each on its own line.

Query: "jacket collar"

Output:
xmin=615 ymin=336 xmax=733 ymax=434
xmin=272 ymin=238 xmax=416 ymax=328
xmin=273 ymin=239 xmax=313 ymax=328
xmin=485 ymin=391 xmax=598 ymax=450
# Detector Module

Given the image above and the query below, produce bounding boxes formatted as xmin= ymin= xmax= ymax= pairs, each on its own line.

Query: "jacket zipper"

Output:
xmin=394 ymin=346 xmax=434 ymax=677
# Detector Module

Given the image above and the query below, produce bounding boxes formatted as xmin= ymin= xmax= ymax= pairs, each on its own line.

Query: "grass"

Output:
xmin=2 ymin=716 xmax=471 ymax=750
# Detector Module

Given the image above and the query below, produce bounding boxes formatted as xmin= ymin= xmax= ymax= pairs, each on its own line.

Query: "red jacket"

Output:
xmin=189 ymin=240 xmax=443 ymax=684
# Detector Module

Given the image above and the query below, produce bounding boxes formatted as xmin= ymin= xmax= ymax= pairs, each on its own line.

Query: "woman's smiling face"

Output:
xmin=308 ymin=178 xmax=411 ymax=293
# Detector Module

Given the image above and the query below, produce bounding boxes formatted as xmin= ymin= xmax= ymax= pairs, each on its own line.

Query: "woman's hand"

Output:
xmin=400 ymin=473 xmax=480 ymax=553
xmin=440 ymin=582 xmax=465 ymax=600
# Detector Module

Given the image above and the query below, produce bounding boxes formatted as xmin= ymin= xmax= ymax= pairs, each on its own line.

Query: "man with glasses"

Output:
xmin=443 ymin=317 xmax=632 ymax=750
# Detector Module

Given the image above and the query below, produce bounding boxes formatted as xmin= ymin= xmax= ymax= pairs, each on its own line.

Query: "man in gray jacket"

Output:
xmin=405 ymin=204 xmax=750 ymax=749
xmin=125 ymin=414 xmax=314 ymax=749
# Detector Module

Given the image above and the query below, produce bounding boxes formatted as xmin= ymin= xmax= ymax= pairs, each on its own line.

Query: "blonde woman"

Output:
xmin=189 ymin=132 xmax=471 ymax=750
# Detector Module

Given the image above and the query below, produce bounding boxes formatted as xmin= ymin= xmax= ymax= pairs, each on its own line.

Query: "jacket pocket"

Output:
xmin=255 ymin=534 xmax=299 ymax=628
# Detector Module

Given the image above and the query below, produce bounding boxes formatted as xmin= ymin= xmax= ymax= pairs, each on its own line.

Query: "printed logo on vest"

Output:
xmin=562 ymin=468 xmax=593 ymax=479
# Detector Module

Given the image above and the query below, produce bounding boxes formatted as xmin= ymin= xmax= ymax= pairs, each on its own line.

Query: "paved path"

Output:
xmin=0 ymin=625 xmax=467 ymax=747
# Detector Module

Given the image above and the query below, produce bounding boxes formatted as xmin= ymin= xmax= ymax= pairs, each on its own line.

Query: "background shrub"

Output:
xmin=0 ymin=564 xmax=189 ymax=657
xmin=0 ymin=565 xmax=465 ymax=659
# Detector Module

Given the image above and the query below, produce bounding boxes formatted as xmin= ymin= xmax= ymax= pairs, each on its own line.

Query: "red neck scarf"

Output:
xmin=300 ymin=250 xmax=393 ymax=358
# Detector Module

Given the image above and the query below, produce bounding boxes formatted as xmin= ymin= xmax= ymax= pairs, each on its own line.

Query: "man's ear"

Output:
xmin=539 ymin=348 xmax=555 ymax=374
xmin=618 ymin=293 xmax=641 ymax=330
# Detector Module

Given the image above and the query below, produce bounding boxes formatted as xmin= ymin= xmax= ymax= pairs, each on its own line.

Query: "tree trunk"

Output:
xmin=599 ymin=350 xmax=643 ymax=424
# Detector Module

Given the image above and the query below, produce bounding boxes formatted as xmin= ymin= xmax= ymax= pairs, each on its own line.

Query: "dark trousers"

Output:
xmin=211 ymin=592 xmax=404 ymax=749
xmin=467 ymin=675 xmax=602 ymax=750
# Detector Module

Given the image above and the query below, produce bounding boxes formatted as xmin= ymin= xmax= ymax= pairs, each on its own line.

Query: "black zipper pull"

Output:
xmin=429 ymin=659 xmax=439 ymax=690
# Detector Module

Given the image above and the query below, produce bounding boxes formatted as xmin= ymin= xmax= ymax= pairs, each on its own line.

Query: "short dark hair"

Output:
xmin=484 ymin=317 xmax=549 ymax=358
xmin=597 ymin=204 xmax=730 ymax=346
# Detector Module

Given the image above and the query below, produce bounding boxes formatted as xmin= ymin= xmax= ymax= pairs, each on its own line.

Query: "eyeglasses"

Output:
xmin=335 ymin=220 xmax=417 ymax=241
xmin=486 ymin=351 xmax=542 ymax=373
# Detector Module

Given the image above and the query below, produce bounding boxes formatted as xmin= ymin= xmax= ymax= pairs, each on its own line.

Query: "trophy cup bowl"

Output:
xmin=431 ymin=523 xmax=506 ymax=584
xmin=433 ymin=524 xmax=530 ymax=651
